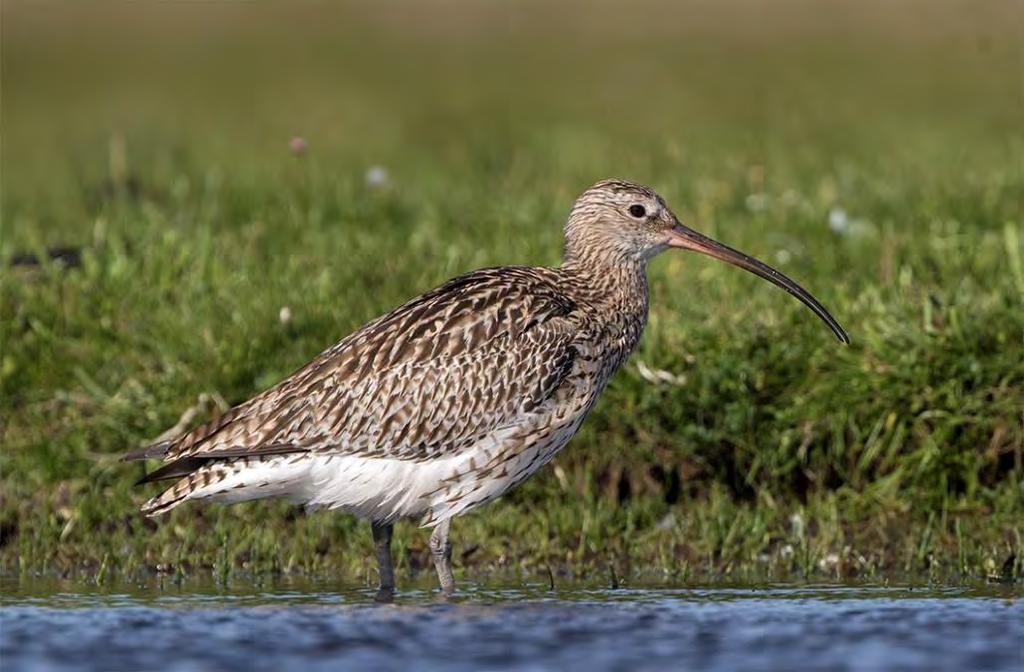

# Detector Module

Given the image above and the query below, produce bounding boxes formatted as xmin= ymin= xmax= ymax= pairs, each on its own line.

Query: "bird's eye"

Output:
xmin=628 ymin=204 xmax=646 ymax=218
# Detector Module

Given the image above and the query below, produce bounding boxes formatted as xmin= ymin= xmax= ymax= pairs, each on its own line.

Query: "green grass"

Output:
xmin=2 ymin=1 xmax=1022 ymax=585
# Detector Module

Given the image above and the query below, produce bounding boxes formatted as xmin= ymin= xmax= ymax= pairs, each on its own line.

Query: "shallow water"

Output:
xmin=1 ymin=577 xmax=1021 ymax=672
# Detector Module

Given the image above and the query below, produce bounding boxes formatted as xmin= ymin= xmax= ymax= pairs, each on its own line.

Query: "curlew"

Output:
xmin=124 ymin=179 xmax=848 ymax=595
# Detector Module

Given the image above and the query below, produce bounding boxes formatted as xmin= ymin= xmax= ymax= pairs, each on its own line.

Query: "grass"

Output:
xmin=1 ymin=1 xmax=1022 ymax=585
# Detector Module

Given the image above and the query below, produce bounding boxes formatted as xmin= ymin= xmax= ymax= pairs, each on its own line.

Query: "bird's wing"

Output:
xmin=127 ymin=267 xmax=582 ymax=468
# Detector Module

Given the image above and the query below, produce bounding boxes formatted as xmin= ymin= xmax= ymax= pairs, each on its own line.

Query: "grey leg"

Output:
xmin=371 ymin=521 xmax=395 ymax=600
xmin=429 ymin=518 xmax=455 ymax=595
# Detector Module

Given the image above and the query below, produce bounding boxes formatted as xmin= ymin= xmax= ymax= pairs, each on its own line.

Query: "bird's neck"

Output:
xmin=561 ymin=251 xmax=650 ymax=317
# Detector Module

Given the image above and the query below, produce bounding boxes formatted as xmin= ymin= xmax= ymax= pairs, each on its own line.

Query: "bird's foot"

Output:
xmin=374 ymin=586 xmax=396 ymax=604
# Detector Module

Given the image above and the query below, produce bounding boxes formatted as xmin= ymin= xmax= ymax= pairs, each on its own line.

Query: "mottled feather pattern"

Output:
xmin=130 ymin=179 xmax=657 ymax=524
xmin=158 ymin=267 xmax=581 ymax=463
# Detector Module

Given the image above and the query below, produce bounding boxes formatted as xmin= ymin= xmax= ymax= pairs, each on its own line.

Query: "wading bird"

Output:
xmin=125 ymin=179 xmax=848 ymax=596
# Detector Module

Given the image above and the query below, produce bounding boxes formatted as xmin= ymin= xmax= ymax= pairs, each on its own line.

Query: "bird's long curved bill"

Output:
xmin=666 ymin=224 xmax=850 ymax=344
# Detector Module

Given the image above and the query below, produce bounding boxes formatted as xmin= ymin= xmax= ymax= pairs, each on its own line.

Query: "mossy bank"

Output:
xmin=2 ymin=1 xmax=1021 ymax=584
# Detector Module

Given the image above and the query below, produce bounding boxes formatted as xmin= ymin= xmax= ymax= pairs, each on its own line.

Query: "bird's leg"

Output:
xmin=371 ymin=521 xmax=395 ymax=600
xmin=429 ymin=518 xmax=455 ymax=595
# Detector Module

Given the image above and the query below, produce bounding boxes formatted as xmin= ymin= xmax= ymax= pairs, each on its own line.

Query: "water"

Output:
xmin=2 ymin=577 xmax=1021 ymax=671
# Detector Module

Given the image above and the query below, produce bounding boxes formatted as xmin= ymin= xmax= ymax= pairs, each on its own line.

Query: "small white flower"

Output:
xmin=829 ymin=206 xmax=875 ymax=237
xmin=818 ymin=552 xmax=840 ymax=570
xmin=775 ymin=249 xmax=792 ymax=265
xmin=365 ymin=165 xmax=390 ymax=188
xmin=828 ymin=207 xmax=849 ymax=233
xmin=279 ymin=306 xmax=292 ymax=325
xmin=789 ymin=512 xmax=805 ymax=538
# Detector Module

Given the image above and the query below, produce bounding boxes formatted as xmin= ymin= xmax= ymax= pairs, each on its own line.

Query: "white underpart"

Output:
xmin=175 ymin=359 xmax=602 ymax=526
xmin=177 ymin=421 xmax=583 ymax=527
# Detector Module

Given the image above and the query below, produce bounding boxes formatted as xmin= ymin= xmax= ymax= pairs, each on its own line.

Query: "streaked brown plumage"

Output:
xmin=125 ymin=178 xmax=848 ymax=595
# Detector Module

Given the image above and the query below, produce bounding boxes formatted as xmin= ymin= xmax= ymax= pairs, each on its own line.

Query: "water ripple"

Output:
xmin=1 ymin=582 xmax=1021 ymax=672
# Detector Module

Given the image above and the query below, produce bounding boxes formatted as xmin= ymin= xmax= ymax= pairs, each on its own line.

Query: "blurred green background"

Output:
xmin=1 ymin=1 xmax=1021 ymax=583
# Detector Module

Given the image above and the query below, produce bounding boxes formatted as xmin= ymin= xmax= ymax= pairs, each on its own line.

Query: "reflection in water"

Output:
xmin=1 ymin=579 xmax=1021 ymax=672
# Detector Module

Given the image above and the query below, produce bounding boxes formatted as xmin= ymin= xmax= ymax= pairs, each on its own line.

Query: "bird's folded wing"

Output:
xmin=126 ymin=267 xmax=582 ymax=467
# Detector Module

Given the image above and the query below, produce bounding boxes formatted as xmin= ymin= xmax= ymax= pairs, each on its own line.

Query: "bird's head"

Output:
xmin=565 ymin=179 xmax=676 ymax=262
xmin=564 ymin=178 xmax=850 ymax=343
